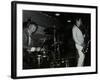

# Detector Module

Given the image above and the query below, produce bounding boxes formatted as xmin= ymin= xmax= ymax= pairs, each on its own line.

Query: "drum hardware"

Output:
xmin=37 ymin=55 xmax=42 ymax=68
xmin=43 ymin=25 xmax=64 ymax=67
xmin=65 ymin=59 xmax=69 ymax=67
xmin=26 ymin=25 xmax=69 ymax=68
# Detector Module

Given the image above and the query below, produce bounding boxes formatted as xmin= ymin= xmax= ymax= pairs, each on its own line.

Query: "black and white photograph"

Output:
xmin=11 ymin=1 xmax=97 ymax=79
xmin=23 ymin=11 xmax=91 ymax=69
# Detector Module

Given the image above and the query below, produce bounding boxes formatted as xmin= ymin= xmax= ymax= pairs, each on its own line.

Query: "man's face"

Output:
xmin=29 ymin=24 xmax=37 ymax=33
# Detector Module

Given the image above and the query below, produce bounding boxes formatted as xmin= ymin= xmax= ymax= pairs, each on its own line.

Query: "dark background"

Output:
xmin=23 ymin=10 xmax=91 ymax=69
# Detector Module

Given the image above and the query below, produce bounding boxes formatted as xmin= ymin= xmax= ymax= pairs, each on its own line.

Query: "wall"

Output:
xmin=23 ymin=11 xmax=54 ymax=27
xmin=0 ymin=0 xmax=99 ymax=80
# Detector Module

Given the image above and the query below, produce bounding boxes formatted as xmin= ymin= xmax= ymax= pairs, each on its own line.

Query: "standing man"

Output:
xmin=72 ymin=18 xmax=85 ymax=67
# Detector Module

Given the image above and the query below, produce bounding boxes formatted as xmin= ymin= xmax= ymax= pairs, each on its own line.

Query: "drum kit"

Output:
xmin=25 ymin=25 xmax=70 ymax=68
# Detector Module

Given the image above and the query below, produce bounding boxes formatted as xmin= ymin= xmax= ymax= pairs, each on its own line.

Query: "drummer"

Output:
xmin=23 ymin=19 xmax=39 ymax=52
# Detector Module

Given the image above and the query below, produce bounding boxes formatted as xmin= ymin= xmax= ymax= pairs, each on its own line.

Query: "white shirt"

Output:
xmin=72 ymin=25 xmax=84 ymax=46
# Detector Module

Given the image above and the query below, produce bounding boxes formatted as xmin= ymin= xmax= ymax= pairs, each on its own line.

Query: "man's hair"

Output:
xmin=76 ymin=17 xmax=81 ymax=21
xmin=23 ymin=19 xmax=38 ymax=29
xmin=75 ymin=15 xmax=86 ymax=25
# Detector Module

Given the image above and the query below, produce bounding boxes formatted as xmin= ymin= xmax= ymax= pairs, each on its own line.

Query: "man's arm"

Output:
xmin=23 ymin=31 xmax=28 ymax=49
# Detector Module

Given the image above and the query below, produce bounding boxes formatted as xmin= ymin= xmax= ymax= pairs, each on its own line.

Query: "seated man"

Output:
xmin=23 ymin=20 xmax=39 ymax=69
xmin=23 ymin=21 xmax=38 ymax=50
